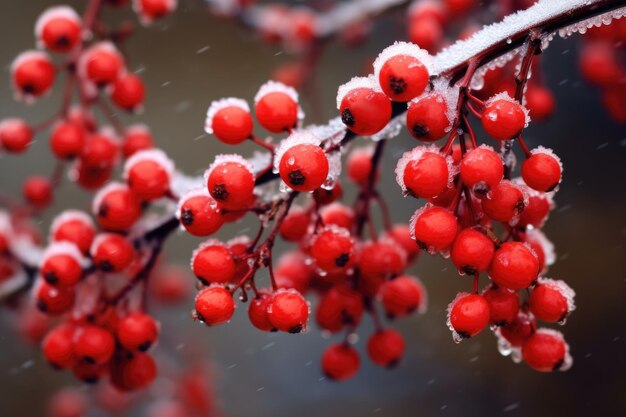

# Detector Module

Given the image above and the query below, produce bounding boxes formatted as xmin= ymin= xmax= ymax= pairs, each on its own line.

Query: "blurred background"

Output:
xmin=0 ymin=0 xmax=625 ymax=416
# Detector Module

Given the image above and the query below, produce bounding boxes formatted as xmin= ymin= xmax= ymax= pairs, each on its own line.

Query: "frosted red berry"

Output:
xmin=51 ymin=212 xmax=95 ymax=255
xmin=482 ymin=97 xmax=527 ymax=140
xmin=279 ymin=144 xmax=329 ymax=192
xmin=521 ymin=149 xmax=562 ymax=192
xmin=460 ymin=145 xmax=503 ymax=191
xmin=12 ymin=51 xmax=56 ymax=98
xmin=110 ymin=73 xmax=145 ymax=111
xmin=498 ymin=311 xmax=536 ymax=347
xmin=36 ymin=7 xmax=82 ymax=53
xmin=206 ymin=158 xmax=255 ymax=210
xmin=91 ymin=233 xmax=135 ymax=272
xmin=41 ymin=252 xmax=83 ymax=287
xmin=411 ymin=206 xmax=458 ymax=252
xmin=450 ymin=229 xmax=495 ymax=275
xmin=406 ymin=94 xmax=449 ymax=141
xmin=207 ymin=101 xmax=253 ymax=145
xmin=117 ymin=313 xmax=159 ymax=352
xmin=94 ymin=184 xmax=142 ymax=232
xmin=339 ymin=80 xmax=391 ymax=135
xmin=83 ymin=43 xmax=124 ymax=86
xmin=529 ymin=279 xmax=574 ymax=323
xmin=50 ymin=122 xmax=86 ymax=159
xmin=125 ymin=150 xmax=173 ymax=201
xmin=316 ymin=284 xmax=364 ymax=332
xmin=367 ymin=329 xmax=405 ymax=367
xmin=267 ymin=289 xmax=309 ymax=333
xmin=482 ymin=285 xmax=519 ymax=326
xmin=310 ymin=226 xmax=355 ymax=273
xmin=488 ymin=242 xmax=539 ymax=289
xmin=248 ymin=291 xmax=275 ymax=332
xmin=255 ymin=83 xmax=299 ymax=133
xmin=522 ymin=329 xmax=569 ymax=372
xmin=321 ymin=343 xmax=360 ymax=381
xmin=42 ymin=324 xmax=76 ymax=369
xmin=377 ymin=54 xmax=429 ymax=102
xmin=191 ymin=242 xmax=236 ymax=285
xmin=178 ymin=190 xmax=223 ymax=237
xmin=122 ymin=125 xmax=154 ymax=157
xmin=0 ymin=118 xmax=32 ymax=153
xmin=135 ymin=0 xmax=177 ymax=23
xmin=195 ymin=285 xmax=235 ymax=326
xmin=448 ymin=293 xmax=490 ymax=339
xmin=400 ymin=150 xmax=450 ymax=198
xmin=482 ymin=181 xmax=526 ymax=223
xmin=36 ymin=281 xmax=75 ymax=315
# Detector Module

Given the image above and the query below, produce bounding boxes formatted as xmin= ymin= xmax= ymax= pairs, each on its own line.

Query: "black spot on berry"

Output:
xmin=388 ymin=76 xmax=407 ymax=95
xmin=546 ymin=182 xmax=559 ymax=192
xmin=138 ymin=341 xmax=152 ymax=352
xmin=341 ymin=309 xmax=355 ymax=325
xmin=181 ymin=208 xmax=194 ymax=226
xmin=386 ymin=359 xmax=400 ymax=369
xmin=82 ymin=376 xmax=99 ymax=384
xmin=83 ymin=356 xmax=96 ymax=365
xmin=553 ymin=358 xmax=564 ymax=371
xmin=36 ymin=300 xmax=47 ymax=313
xmin=494 ymin=320 xmax=508 ymax=327
xmin=415 ymin=240 xmax=428 ymax=251
xmin=56 ymin=36 xmax=70 ymax=47
xmin=288 ymin=170 xmax=306 ymax=186
xmin=98 ymin=203 xmax=109 ymax=218
xmin=515 ymin=199 xmax=526 ymax=214
xmin=341 ymin=108 xmax=355 ymax=126
xmin=462 ymin=266 xmax=478 ymax=276
xmin=22 ymin=84 xmax=36 ymax=94
xmin=456 ymin=331 xmax=471 ymax=339
xmin=44 ymin=271 xmax=58 ymax=285
xmin=98 ymin=260 xmax=113 ymax=272
xmin=335 ymin=253 xmax=349 ymax=267
xmin=212 ymin=184 xmax=229 ymax=201
xmin=412 ymin=124 xmax=429 ymax=138
xmin=289 ymin=324 xmax=303 ymax=334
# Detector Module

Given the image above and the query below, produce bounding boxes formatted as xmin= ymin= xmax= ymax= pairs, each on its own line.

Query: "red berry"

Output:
xmin=579 ymin=41 xmax=622 ymax=87
xmin=482 ymin=181 xmax=526 ymax=223
xmin=150 ymin=266 xmax=191 ymax=304
xmin=398 ymin=147 xmax=451 ymax=198
xmin=367 ymin=329 xmax=405 ymax=367
xmin=408 ymin=16 xmax=443 ymax=53
xmin=488 ymin=242 xmax=539 ymax=289
xmin=358 ymin=240 xmax=407 ymax=284
xmin=47 ymin=388 xmax=87 ymax=417
xmin=48 ymin=212 xmax=92 ymax=253
xmin=41 ymin=243 xmax=84 ymax=287
xmin=74 ymin=162 xmax=113 ymax=190
xmin=517 ymin=187 xmax=551 ymax=228
xmin=521 ymin=148 xmax=562 ymax=192
xmin=375 ymin=44 xmax=430 ymax=102
xmin=460 ymin=145 xmax=503 ymax=191
xmin=254 ymin=81 xmax=299 ymax=133
xmin=110 ymin=73 xmax=145 ymax=111
xmin=347 ymin=146 xmax=376 ymax=185
xmin=110 ymin=352 xmax=157 ymax=391
xmin=23 ymin=176 xmax=53 ymax=208
xmin=310 ymin=226 xmax=355 ymax=273
xmin=448 ymin=293 xmax=490 ymax=340
xmin=522 ymin=329 xmax=570 ymax=372
xmin=206 ymin=99 xmax=253 ymax=145
xmin=72 ymin=361 xmax=107 ymax=384
xmin=482 ymin=95 xmax=527 ymax=140
xmin=11 ymin=51 xmax=56 ymax=99
xmin=313 ymin=181 xmax=343 ymax=206
xmin=124 ymin=149 xmax=173 ymax=201
xmin=73 ymin=325 xmax=115 ymax=365
xmin=279 ymin=143 xmax=329 ymax=192
xmin=206 ymin=156 xmax=255 ymax=210
xmin=248 ymin=291 xmax=275 ymax=332
xmin=36 ymin=281 xmax=75 ymax=315
xmin=321 ymin=343 xmax=360 ymax=381
xmin=191 ymin=241 xmax=236 ymax=284
xmin=50 ymin=122 xmax=86 ymax=159
xmin=135 ymin=0 xmax=177 ymax=23
xmin=274 ymin=251 xmax=313 ymax=294
xmin=80 ymin=132 xmax=119 ymax=169
xmin=36 ymin=6 xmax=82 ymax=53
xmin=451 ymin=229 xmax=495 ymax=275
xmin=194 ymin=285 xmax=235 ymax=326
xmin=339 ymin=77 xmax=392 ymax=135
xmin=482 ymin=285 xmax=519 ymax=326
xmin=117 ymin=313 xmax=159 ymax=351
xmin=525 ymin=85 xmax=555 ymax=121
xmin=42 ymin=324 xmax=76 ymax=369
xmin=411 ymin=206 xmax=458 ymax=253
xmin=91 ymin=233 xmax=135 ymax=272
xmin=498 ymin=310 xmax=536 ymax=347
xmin=320 ymin=203 xmax=354 ymax=230
xmin=529 ymin=278 xmax=574 ymax=323
xmin=178 ymin=189 xmax=223 ymax=237
xmin=379 ymin=275 xmax=425 ymax=318
xmin=122 ymin=125 xmax=154 ymax=157
xmin=267 ymin=289 xmax=309 ymax=333
xmin=82 ymin=42 xmax=124 ymax=86
xmin=93 ymin=183 xmax=142 ymax=232
xmin=279 ymin=207 xmax=310 ymax=242
xmin=406 ymin=93 xmax=450 ymax=141
xmin=384 ymin=224 xmax=420 ymax=259
xmin=444 ymin=0 xmax=476 ymax=16
xmin=0 ymin=118 xmax=32 ymax=153
xmin=316 ymin=284 xmax=364 ymax=332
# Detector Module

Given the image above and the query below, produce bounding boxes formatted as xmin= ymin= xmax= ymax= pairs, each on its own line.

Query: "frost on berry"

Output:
xmin=77 ymin=41 xmax=123 ymax=93
xmin=254 ymin=80 xmax=304 ymax=122
xmin=204 ymin=154 xmax=254 ymax=184
xmin=534 ymin=277 xmax=576 ymax=323
xmin=91 ymin=182 xmax=127 ymax=217
xmin=189 ymin=238 xmax=228 ymax=271
xmin=526 ymin=228 xmax=556 ymax=270
xmin=335 ymin=75 xmax=381 ymax=110
xmin=123 ymin=148 xmax=175 ymax=181
xmin=310 ymin=117 xmax=347 ymax=148
xmin=528 ymin=146 xmax=564 ymax=187
xmin=394 ymin=145 xmax=457 ymax=196
xmin=369 ymin=113 xmax=404 ymax=142
xmin=529 ymin=328 xmax=573 ymax=371
xmin=485 ymin=91 xmax=531 ymax=128
xmin=11 ymin=50 xmax=54 ymax=102
xmin=372 ymin=40 xmax=434 ymax=80
xmin=49 ymin=210 xmax=94 ymax=237
xmin=204 ymin=97 xmax=250 ymax=135
xmin=132 ymin=0 xmax=178 ymax=26
xmin=273 ymin=131 xmax=328 ymax=192
xmin=446 ymin=292 xmax=471 ymax=344
xmin=34 ymin=5 xmax=82 ymax=48
xmin=41 ymin=241 xmax=90 ymax=270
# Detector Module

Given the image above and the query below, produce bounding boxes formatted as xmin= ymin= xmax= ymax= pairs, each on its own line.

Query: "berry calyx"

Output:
xmin=267 ymin=289 xmax=309 ymax=334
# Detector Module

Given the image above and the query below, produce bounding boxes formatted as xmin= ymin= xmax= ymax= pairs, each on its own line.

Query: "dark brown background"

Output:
xmin=0 ymin=1 xmax=625 ymax=416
